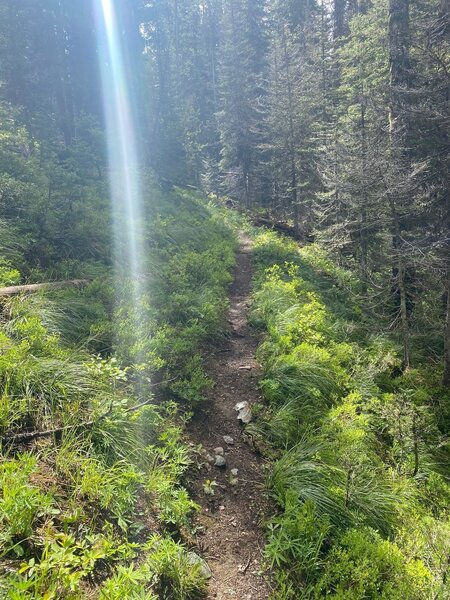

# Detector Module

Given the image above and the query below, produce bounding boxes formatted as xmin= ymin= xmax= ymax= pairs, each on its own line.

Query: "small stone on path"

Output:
xmin=214 ymin=455 xmax=227 ymax=468
xmin=187 ymin=552 xmax=212 ymax=579
xmin=223 ymin=435 xmax=234 ymax=445
xmin=214 ymin=447 xmax=224 ymax=456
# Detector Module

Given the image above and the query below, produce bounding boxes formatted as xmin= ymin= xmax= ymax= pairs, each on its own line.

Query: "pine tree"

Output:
xmin=216 ymin=0 xmax=268 ymax=206
xmin=262 ymin=0 xmax=328 ymax=234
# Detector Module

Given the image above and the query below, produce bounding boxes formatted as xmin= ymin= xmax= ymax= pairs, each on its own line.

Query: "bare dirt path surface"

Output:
xmin=188 ymin=235 xmax=272 ymax=599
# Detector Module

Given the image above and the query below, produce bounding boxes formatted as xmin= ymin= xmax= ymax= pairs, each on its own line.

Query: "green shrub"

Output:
xmin=170 ymin=354 xmax=213 ymax=404
xmin=5 ymin=532 xmax=136 ymax=599
xmin=314 ymin=527 xmax=433 ymax=599
xmin=99 ymin=564 xmax=158 ymax=599
xmin=100 ymin=536 xmax=207 ymax=600
xmin=260 ymin=347 xmax=344 ymax=408
xmin=252 ymin=231 xmax=299 ymax=270
xmin=0 ymin=263 xmax=20 ymax=287
xmin=145 ymin=427 xmax=199 ymax=529
xmin=251 ymin=229 xmax=447 ymax=597
xmin=0 ymin=455 xmax=55 ymax=557
xmin=269 ymin=439 xmax=347 ymax=526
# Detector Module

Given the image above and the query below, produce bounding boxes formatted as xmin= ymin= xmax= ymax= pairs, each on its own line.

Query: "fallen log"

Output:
xmin=2 ymin=379 xmax=175 ymax=445
xmin=3 ymin=419 xmax=102 ymax=445
xmin=2 ymin=404 xmax=113 ymax=445
xmin=0 ymin=279 xmax=89 ymax=298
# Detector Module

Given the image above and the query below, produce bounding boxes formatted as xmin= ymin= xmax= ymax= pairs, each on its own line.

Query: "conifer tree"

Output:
xmin=216 ymin=0 xmax=268 ymax=206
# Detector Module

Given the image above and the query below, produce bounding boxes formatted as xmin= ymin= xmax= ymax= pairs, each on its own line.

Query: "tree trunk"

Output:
xmin=388 ymin=0 xmax=411 ymax=368
xmin=333 ymin=0 xmax=347 ymax=40
xmin=388 ymin=0 xmax=410 ymax=143
xmin=281 ymin=25 xmax=300 ymax=236
xmin=443 ymin=272 xmax=450 ymax=386
xmin=390 ymin=197 xmax=411 ymax=368
xmin=359 ymin=84 xmax=368 ymax=280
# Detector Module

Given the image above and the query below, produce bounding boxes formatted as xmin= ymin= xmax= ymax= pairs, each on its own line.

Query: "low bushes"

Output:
xmin=249 ymin=230 xmax=449 ymax=598
xmin=0 ymin=187 xmax=236 ymax=598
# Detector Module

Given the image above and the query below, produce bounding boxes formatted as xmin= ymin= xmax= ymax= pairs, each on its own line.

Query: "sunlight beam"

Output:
xmin=94 ymin=0 xmax=145 ymax=367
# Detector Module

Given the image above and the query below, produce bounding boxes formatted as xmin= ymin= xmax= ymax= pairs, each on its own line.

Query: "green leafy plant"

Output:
xmin=0 ymin=455 xmax=55 ymax=557
xmin=203 ymin=479 xmax=218 ymax=496
xmin=314 ymin=527 xmax=433 ymax=599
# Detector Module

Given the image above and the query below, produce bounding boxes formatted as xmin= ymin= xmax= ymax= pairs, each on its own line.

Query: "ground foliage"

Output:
xmin=248 ymin=229 xmax=450 ymax=599
xmin=0 ymin=187 xmax=236 ymax=599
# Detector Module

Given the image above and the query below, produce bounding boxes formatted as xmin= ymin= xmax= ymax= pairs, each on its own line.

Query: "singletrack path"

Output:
xmin=188 ymin=235 xmax=272 ymax=599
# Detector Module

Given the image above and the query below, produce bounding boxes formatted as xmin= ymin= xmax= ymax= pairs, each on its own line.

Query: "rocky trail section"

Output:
xmin=188 ymin=235 xmax=272 ymax=599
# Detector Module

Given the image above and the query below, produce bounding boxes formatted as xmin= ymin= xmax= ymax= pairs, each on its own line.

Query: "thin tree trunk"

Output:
xmin=443 ymin=271 xmax=450 ymax=386
xmin=359 ymin=83 xmax=368 ymax=279
xmin=281 ymin=25 xmax=300 ymax=236
xmin=389 ymin=197 xmax=411 ymax=367
xmin=320 ymin=0 xmax=328 ymax=120
xmin=388 ymin=0 xmax=411 ymax=368
xmin=412 ymin=409 xmax=419 ymax=476
xmin=333 ymin=0 xmax=347 ymax=40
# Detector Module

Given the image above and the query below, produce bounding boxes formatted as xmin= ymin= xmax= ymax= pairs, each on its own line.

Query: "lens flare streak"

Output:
xmin=94 ymin=0 xmax=145 ymax=363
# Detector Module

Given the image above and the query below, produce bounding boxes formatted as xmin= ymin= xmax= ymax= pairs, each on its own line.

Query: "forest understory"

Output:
xmin=1 ymin=197 xmax=449 ymax=598
xmin=0 ymin=0 xmax=449 ymax=597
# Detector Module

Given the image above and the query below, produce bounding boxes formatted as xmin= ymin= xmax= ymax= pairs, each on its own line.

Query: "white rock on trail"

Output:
xmin=223 ymin=435 xmax=234 ymax=445
xmin=234 ymin=401 xmax=252 ymax=424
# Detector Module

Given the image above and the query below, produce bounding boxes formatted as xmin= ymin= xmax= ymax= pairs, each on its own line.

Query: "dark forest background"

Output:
xmin=0 ymin=0 xmax=448 ymax=382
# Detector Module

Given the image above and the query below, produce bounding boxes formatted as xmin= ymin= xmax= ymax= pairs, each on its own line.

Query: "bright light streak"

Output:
xmin=94 ymin=0 xmax=145 ymax=366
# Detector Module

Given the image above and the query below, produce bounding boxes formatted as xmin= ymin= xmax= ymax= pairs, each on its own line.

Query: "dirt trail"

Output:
xmin=188 ymin=235 xmax=272 ymax=599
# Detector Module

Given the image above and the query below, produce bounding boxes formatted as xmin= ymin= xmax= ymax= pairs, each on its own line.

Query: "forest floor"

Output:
xmin=188 ymin=234 xmax=272 ymax=599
